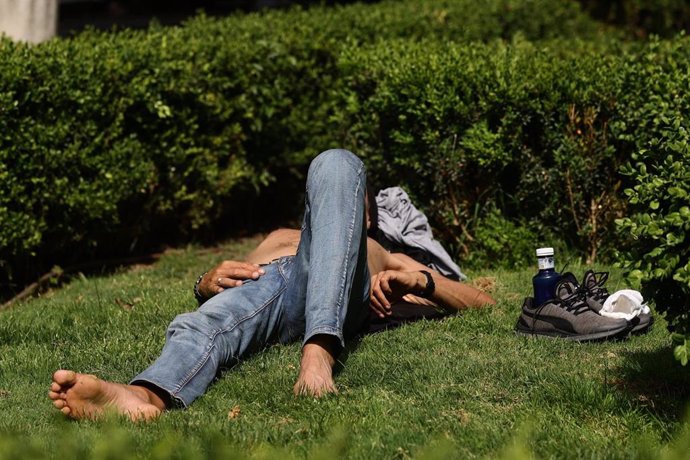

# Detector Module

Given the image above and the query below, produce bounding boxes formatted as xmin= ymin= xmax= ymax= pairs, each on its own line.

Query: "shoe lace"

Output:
xmin=529 ymin=289 xmax=588 ymax=333
xmin=560 ymin=289 xmax=591 ymax=315
xmin=531 ymin=301 xmax=548 ymax=333
xmin=584 ymin=271 xmax=609 ymax=303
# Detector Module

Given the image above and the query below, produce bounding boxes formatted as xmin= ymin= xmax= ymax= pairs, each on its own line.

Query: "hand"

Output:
xmin=369 ymin=270 xmax=425 ymax=318
xmin=198 ymin=261 xmax=265 ymax=299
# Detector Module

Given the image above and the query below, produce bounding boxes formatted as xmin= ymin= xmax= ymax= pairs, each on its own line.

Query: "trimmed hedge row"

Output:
xmin=338 ymin=37 xmax=690 ymax=268
xmin=0 ymin=0 xmax=600 ymax=292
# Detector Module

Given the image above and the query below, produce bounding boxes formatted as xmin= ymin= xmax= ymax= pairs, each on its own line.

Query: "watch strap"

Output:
xmin=193 ymin=271 xmax=208 ymax=303
xmin=417 ymin=270 xmax=435 ymax=298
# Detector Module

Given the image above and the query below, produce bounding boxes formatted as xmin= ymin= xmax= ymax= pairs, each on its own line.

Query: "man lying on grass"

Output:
xmin=48 ymin=149 xmax=495 ymax=421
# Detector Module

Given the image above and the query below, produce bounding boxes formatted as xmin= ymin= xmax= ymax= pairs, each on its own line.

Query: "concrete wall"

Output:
xmin=0 ymin=0 xmax=58 ymax=43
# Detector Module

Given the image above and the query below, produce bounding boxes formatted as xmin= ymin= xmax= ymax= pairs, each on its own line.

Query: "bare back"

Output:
xmin=243 ymin=228 xmax=408 ymax=276
xmin=244 ymin=229 xmax=301 ymax=264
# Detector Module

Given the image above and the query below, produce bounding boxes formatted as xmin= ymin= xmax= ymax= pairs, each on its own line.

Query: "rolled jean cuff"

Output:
xmin=129 ymin=377 xmax=188 ymax=409
xmin=303 ymin=325 xmax=344 ymax=348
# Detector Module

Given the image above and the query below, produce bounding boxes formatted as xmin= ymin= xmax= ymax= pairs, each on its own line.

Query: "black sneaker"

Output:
xmin=515 ymin=280 xmax=631 ymax=341
xmin=555 ymin=272 xmax=581 ymax=298
xmin=581 ymin=270 xmax=654 ymax=335
xmin=580 ymin=270 xmax=609 ymax=312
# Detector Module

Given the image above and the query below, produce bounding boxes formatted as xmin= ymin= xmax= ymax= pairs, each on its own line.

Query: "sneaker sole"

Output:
xmin=630 ymin=314 xmax=654 ymax=335
xmin=514 ymin=321 xmax=631 ymax=342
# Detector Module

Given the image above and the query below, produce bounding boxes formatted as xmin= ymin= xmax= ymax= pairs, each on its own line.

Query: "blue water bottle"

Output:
xmin=532 ymin=247 xmax=561 ymax=306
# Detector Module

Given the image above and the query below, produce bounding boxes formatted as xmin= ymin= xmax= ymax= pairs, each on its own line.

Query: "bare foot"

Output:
xmin=48 ymin=370 xmax=163 ymax=422
xmin=293 ymin=336 xmax=338 ymax=397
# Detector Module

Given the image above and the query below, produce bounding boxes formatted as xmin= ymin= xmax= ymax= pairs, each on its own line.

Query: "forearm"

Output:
xmin=409 ymin=271 xmax=496 ymax=310
xmin=370 ymin=268 xmax=496 ymax=318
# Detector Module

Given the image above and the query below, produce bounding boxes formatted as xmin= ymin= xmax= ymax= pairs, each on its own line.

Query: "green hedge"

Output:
xmin=337 ymin=36 xmax=690 ymax=268
xmin=0 ymin=0 xmax=600 ymax=293
xmin=613 ymin=38 xmax=690 ymax=363
xmin=617 ymin=121 xmax=690 ymax=364
xmin=578 ymin=0 xmax=690 ymax=37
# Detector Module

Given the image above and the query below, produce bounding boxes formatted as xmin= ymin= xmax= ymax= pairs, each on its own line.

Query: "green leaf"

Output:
xmin=673 ymin=340 xmax=689 ymax=366
xmin=671 ymin=332 xmax=686 ymax=344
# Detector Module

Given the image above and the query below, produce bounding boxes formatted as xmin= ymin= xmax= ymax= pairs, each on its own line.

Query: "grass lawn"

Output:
xmin=0 ymin=236 xmax=688 ymax=459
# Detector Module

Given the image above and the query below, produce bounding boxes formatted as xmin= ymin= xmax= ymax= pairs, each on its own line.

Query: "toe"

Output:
xmin=53 ymin=370 xmax=77 ymax=386
xmin=48 ymin=390 xmax=61 ymax=401
xmin=53 ymin=399 xmax=66 ymax=409
xmin=61 ymin=406 xmax=71 ymax=416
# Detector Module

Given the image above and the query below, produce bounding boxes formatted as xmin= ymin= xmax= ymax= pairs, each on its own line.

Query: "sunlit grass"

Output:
xmin=0 ymin=237 xmax=688 ymax=458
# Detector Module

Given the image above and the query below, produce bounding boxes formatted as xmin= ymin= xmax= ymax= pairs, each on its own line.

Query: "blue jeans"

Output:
xmin=131 ymin=149 xmax=370 ymax=407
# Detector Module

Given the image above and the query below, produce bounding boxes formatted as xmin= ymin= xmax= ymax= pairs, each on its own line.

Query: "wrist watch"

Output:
xmin=416 ymin=270 xmax=435 ymax=298
xmin=193 ymin=271 xmax=208 ymax=303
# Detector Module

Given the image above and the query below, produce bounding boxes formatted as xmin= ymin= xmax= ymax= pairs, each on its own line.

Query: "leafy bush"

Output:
xmin=613 ymin=38 xmax=690 ymax=364
xmin=0 ymin=0 xmax=602 ymax=294
xmin=578 ymin=0 xmax=690 ymax=37
xmin=338 ymin=36 xmax=690 ymax=269
xmin=617 ymin=122 xmax=690 ymax=364
xmin=340 ymin=38 xmax=618 ymax=267
xmin=462 ymin=208 xmax=538 ymax=270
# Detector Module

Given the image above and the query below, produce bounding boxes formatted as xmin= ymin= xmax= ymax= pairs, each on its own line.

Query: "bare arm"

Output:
xmin=369 ymin=248 xmax=496 ymax=318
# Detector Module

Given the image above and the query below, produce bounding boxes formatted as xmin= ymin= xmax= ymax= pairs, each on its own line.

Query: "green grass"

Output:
xmin=0 ymin=237 xmax=688 ymax=459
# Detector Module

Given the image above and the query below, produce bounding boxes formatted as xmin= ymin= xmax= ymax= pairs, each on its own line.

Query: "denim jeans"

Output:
xmin=131 ymin=149 xmax=370 ymax=407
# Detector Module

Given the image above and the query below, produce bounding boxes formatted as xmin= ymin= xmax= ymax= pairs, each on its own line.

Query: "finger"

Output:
xmin=370 ymin=301 xmax=385 ymax=318
xmin=228 ymin=268 xmax=263 ymax=280
xmin=371 ymin=276 xmax=391 ymax=315
xmin=242 ymin=263 xmax=265 ymax=275
xmin=369 ymin=291 xmax=386 ymax=318
xmin=369 ymin=274 xmax=385 ymax=317
xmin=377 ymin=273 xmax=393 ymax=312
xmin=216 ymin=277 xmax=240 ymax=290
xmin=220 ymin=262 xmax=266 ymax=277
xmin=380 ymin=276 xmax=393 ymax=297
xmin=217 ymin=268 xmax=261 ymax=282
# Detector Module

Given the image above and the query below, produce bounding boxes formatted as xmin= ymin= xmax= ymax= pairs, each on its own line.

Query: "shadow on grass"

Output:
xmin=0 ymin=253 xmax=163 ymax=311
xmin=614 ymin=346 xmax=690 ymax=424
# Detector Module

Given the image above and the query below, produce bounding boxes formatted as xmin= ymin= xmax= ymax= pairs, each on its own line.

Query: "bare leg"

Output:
xmin=293 ymin=335 xmax=338 ymax=397
xmin=48 ymin=370 xmax=166 ymax=422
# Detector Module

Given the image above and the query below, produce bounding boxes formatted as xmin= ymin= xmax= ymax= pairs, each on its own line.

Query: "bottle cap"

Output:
xmin=536 ymin=247 xmax=554 ymax=257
